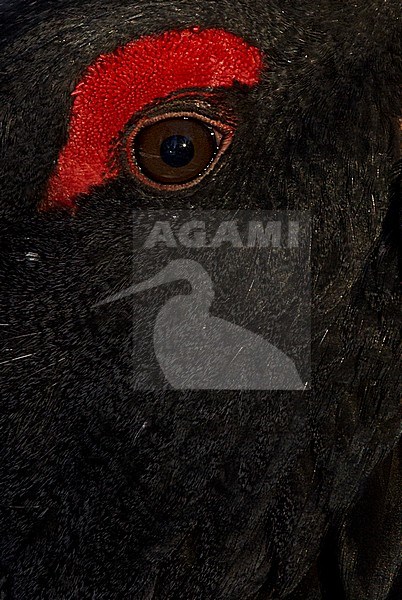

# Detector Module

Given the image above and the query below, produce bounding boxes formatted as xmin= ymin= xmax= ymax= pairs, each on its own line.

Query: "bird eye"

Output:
xmin=124 ymin=113 xmax=234 ymax=190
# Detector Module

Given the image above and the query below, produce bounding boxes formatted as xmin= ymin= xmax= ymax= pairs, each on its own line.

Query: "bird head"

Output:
xmin=1 ymin=1 xmax=401 ymax=598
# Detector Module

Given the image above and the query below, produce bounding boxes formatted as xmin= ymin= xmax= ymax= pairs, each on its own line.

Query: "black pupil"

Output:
xmin=160 ymin=135 xmax=195 ymax=168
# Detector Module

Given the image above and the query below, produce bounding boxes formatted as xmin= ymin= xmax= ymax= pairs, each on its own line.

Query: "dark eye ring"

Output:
xmin=124 ymin=111 xmax=234 ymax=191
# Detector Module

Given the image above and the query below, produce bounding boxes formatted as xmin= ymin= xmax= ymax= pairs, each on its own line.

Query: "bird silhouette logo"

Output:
xmin=94 ymin=259 xmax=304 ymax=390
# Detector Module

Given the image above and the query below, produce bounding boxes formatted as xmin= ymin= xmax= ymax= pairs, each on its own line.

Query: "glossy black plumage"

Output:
xmin=0 ymin=1 xmax=401 ymax=598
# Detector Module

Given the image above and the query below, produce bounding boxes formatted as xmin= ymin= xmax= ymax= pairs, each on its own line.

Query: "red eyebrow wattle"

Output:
xmin=43 ymin=27 xmax=264 ymax=209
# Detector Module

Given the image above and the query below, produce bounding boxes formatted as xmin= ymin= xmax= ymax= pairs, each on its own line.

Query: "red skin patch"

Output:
xmin=43 ymin=27 xmax=263 ymax=209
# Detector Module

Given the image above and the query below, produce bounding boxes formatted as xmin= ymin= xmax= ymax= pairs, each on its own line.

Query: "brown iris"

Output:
xmin=125 ymin=113 xmax=233 ymax=190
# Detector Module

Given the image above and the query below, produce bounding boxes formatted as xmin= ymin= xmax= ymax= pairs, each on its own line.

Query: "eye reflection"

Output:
xmin=160 ymin=134 xmax=195 ymax=168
